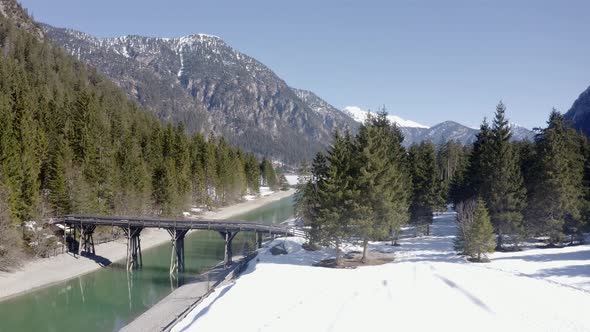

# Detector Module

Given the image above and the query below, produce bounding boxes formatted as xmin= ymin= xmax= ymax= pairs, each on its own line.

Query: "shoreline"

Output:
xmin=0 ymin=189 xmax=295 ymax=301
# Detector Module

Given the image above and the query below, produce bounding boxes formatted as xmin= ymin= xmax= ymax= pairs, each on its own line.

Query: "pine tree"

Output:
xmin=465 ymin=198 xmax=495 ymax=262
xmin=458 ymin=118 xmax=494 ymax=203
xmin=526 ymin=110 xmax=586 ymax=245
xmin=305 ymin=152 xmax=328 ymax=245
xmin=437 ymin=140 xmax=468 ymax=208
xmin=46 ymin=136 xmax=71 ymax=215
xmin=355 ymin=111 xmax=408 ymax=261
xmin=485 ymin=102 xmax=526 ymax=249
xmin=189 ymin=133 xmax=206 ymax=205
xmin=408 ymin=141 xmax=440 ymax=236
xmin=315 ymin=131 xmax=363 ymax=265
xmin=244 ymin=154 xmax=261 ymax=195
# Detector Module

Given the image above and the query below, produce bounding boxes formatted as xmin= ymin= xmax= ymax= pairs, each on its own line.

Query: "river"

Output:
xmin=0 ymin=195 xmax=294 ymax=332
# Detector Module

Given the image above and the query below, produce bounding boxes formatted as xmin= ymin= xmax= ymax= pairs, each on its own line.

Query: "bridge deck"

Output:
xmin=59 ymin=215 xmax=295 ymax=235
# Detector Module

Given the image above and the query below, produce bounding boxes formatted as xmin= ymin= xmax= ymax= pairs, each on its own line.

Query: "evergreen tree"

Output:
xmin=244 ymin=154 xmax=261 ymax=194
xmin=408 ymin=141 xmax=440 ymax=236
xmin=465 ymin=198 xmax=495 ymax=262
xmin=355 ymin=111 xmax=409 ymax=261
xmin=260 ymin=158 xmax=279 ymax=191
xmin=485 ymin=102 xmax=526 ymax=249
xmin=315 ymin=131 xmax=363 ymax=265
xmin=526 ymin=110 xmax=586 ymax=244
xmin=437 ymin=140 xmax=468 ymax=208
xmin=305 ymin=152 xmax=328 ymax=245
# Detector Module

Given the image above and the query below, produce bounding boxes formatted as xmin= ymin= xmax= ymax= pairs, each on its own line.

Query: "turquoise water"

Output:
xmin=0 ymin=195 xmax=294 ymax=332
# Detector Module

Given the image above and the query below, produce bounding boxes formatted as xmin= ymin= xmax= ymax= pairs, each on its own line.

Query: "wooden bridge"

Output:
xmin=54 ymin=215 xmax=304 ymax=274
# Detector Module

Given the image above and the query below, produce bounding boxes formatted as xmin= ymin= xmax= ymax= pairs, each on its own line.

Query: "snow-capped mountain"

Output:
xmin=342 ymin=106 xmax=429 ymax=128
xmin=41 ymin=24 xmax=357 ymax=163
xmin=341 ymin=106 xmax=534 ymax=146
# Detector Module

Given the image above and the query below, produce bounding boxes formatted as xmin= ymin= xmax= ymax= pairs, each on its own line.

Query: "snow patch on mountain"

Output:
xmin=342 ymin=106 xmax=429 ymax=128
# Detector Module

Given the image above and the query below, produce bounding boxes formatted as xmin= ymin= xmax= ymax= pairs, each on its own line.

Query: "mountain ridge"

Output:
xmin=341 ymin=106 xmax=534 ymax=146
xmin=42 ymin=23 xmax=356 ymax=164
xmin=565 ymin=85 xmax=590 ymax=136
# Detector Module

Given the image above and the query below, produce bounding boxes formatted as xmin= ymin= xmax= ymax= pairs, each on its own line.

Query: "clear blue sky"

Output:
xmin=19 ymin=0 xmax=590 ymax=129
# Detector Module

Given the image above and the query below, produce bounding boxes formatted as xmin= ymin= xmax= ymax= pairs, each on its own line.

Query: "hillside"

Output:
xmin=42 ymin=24 xmax=357 ymax=163
xmin=0 ymin=0 xmax=266 ymax=233
xmin=565 ymin=85 xmax=590 ymax=136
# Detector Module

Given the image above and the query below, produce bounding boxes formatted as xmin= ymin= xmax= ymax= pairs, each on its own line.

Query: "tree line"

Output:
xmin=451 ymin=103 xmax=590 ymax=257
xmin=297 ymin=103 xmax=590 ymax=264
xmin=0 ymin=14 xmax=279 ymax=267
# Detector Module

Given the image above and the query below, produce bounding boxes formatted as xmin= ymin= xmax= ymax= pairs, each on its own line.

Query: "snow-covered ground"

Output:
xmin=172 ymin=213 xmax=590 ymax=332
xmin=284 ymin=175 xmax=299 ymax=186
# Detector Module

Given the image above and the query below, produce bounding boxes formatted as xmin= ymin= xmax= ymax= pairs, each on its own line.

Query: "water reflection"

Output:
xmin=0 ymin=195 xmax=294 ymax=332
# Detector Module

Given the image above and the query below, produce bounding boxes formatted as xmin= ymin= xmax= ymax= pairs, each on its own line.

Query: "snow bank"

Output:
xmin=173 ymin=213 xmax=590 ymax=332
xmin=284 ymin=175 xmax=299 ymax=186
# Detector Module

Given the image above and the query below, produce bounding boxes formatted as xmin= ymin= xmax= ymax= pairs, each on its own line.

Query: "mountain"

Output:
xmin=565 ymin=85 xmax=590 ymax=136
xmin=342 ymin=106 xmax=428 ymax=128
xmin=342 ymin=106 xmax=534 ymax=146
xmin=41 ymin=24 xmax=356 ymax=164
xmin=293 ymin=89 xmax=359 ymax=132
xmin=0 ymin=0 xmax=43 ymax=39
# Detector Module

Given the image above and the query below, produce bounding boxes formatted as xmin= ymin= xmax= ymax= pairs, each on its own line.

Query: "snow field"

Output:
xmin=172 ymin=213 xmax=590 ymax=332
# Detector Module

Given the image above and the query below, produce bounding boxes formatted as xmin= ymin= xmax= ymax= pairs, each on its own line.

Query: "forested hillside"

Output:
xmin=0 ymin=2 xmax=277 ymax=266
xmin=41 ymin=24 xmax=358 ymax=164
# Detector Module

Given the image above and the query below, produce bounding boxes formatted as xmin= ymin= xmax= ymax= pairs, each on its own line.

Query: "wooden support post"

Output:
xmin=256 ymin=232 xmax=262 ymax=249
xmin=77 ymin=224 xmax=82 ymax=257
xmin=79 ymin=224 xmax=96 ymax=255
xmin=167 ymin=228 xmax=189 ymax=274
xmin=62 ymin=222 xmax=66 ymax=254
xmin=122 ymin=226 xmax=143 ymax=271
xmin=219 ymin=231 xmax=238 ymax=268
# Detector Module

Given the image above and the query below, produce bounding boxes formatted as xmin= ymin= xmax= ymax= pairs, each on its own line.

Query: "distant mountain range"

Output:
xmin=41 ymin=23 xmax=535 ymax=160
xmin=342 ymin=106 xmax=534 ymax=146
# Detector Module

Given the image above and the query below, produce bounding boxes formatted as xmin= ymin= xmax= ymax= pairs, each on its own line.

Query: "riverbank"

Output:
xmin=0 ymin=189 xmax=295 ymax=301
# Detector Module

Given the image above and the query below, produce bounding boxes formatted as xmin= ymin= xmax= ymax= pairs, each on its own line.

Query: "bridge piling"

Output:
xmin=167 ymin=228 xmax=189 ymax=274
xmin=122 ymin=226 xmax=143 ymax=270
xmin=219 ymin=231 xmax=238 ymax=268
xmin=79 ymin=224 xmax=96 ymax=255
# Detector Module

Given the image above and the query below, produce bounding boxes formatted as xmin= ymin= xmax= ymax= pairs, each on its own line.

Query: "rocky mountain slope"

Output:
xmin=41 ymin=22 xmax=534 ymax=157
xmin=42 ymin=24 xmax=356 ymax=163
xmin=0 ymin=0 xmax=43 ymax=39
xmin=565 ymin=85 xmax=590 ymax=136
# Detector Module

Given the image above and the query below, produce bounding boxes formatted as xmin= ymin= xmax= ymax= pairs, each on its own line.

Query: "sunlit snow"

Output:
xmin=343 ymin=106 xmax=429 ymax=128
xmin=172 ymin=212 xmax=590 ymax=332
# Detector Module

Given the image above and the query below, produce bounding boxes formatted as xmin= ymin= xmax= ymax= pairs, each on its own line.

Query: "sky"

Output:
xmin=19 ymin=0 xmax=590 ymax=129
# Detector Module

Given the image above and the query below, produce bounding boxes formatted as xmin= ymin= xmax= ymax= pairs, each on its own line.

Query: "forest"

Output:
xmin=0 ymin=14 xmax=279 ymax=268
xmin=296 ymin=103 xmax=590 ymax=264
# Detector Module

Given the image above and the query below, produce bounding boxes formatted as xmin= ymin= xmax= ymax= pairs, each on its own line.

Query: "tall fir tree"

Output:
xmin=315 ymin=131 xmax=363 ymax=265
xmin=485 ymin=102 xmax=526 ymax=248
xmin=408 ymin=141 xmax=440 ymax=235
xmin=526 ymin=110 xmax=586 ymax=244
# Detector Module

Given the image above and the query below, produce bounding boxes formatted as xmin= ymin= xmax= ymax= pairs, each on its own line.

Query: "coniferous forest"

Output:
xmin=297 ymin=104 xmax=590 ymax=264
xmin=0 ymin=14 xmax=278 ymax=267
